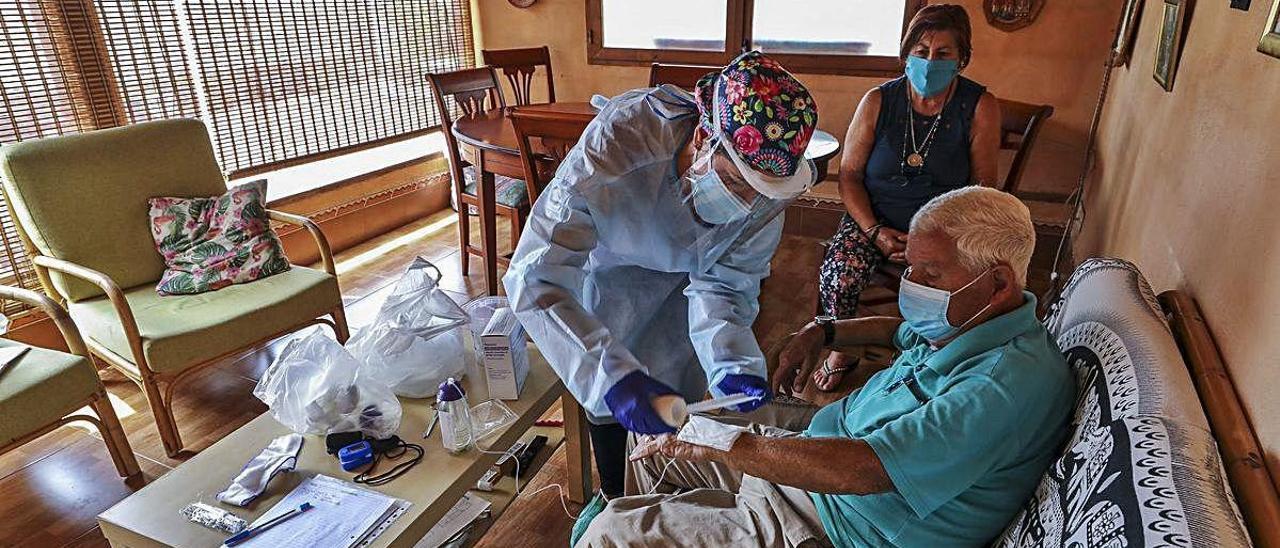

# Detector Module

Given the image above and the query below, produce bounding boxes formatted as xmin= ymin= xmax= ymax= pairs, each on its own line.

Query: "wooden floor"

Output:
xmin=0 ymin=209 xmax=513 ymax=547
xmin=0 ymin=206 xmax=1060 ymax=547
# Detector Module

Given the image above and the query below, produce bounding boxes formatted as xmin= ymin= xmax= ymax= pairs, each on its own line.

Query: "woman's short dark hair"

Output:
xmin=899 ymin=4 xmax=973 ymax=69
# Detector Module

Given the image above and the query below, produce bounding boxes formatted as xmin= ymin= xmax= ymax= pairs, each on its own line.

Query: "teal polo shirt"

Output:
xmin=804 ymin=293 xmax=1074 ymax=547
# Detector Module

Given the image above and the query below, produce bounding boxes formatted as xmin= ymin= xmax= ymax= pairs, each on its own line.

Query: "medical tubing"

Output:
xmin=646 ymin=459 xmax=678 ymax=495
xmin=521 ymin=483 xmax=581 ymax=520
xmin=518 ymin=450 xmax=678 ymax=521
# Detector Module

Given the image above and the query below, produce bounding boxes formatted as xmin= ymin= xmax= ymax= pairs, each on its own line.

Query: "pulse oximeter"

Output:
xmin=338 ymin=440 xmax=374 ymax=472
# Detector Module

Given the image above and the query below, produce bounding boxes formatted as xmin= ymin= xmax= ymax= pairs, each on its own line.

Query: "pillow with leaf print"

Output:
xmin=147 ymin=179 xmax=291 ymax=296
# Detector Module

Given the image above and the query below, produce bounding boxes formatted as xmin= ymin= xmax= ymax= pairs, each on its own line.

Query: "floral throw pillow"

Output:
xmin=148 ymin=180 xmax=291 ymax=296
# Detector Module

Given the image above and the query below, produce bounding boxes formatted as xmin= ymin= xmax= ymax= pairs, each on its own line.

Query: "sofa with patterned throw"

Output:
xmin=996 ymin=258 xmax=1254 ymax=547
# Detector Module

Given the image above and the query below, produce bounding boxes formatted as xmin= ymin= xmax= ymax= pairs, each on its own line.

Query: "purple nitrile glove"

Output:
xmin=716 ymin=374 xmax=772 ymax=412
xmin=604 ymin=371 xmax=680 ymax=435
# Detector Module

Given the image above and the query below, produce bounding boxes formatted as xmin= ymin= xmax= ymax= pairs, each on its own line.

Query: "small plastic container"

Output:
xmin=437 ymin=378 xmax=473 ymax=454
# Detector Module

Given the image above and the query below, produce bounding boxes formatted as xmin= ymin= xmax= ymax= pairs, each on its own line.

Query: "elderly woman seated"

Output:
xmin=575 ymin=187 xmax=1075 ymax=547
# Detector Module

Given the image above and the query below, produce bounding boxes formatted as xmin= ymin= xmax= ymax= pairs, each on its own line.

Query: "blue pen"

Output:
xmin=223 ymin=502 xmax=314 ymax=547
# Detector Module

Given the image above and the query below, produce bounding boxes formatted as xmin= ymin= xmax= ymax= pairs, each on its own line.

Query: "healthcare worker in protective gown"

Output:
xmin=503 ymin=51 xmax=819 ymax=497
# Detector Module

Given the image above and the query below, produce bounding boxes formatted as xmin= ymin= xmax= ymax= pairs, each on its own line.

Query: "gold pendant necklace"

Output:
xmin=901 ymin=84 xmax=952 ymax=172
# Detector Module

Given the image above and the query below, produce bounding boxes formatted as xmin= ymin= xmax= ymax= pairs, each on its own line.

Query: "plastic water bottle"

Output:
xmin=438 ymin=378 xmax=472 ymax=454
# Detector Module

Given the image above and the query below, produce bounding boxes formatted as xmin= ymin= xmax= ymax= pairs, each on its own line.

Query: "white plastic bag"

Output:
xmin=254 ymin=329 xmax=402 ymax=439
xmin=348 ymin=257 xmax=470 ymax=398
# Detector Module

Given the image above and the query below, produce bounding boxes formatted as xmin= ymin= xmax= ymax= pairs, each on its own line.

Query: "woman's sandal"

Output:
xmin=812 ymin=359 xmax=855 ymax=392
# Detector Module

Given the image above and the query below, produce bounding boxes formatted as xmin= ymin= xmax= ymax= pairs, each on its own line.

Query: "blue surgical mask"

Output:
xmin=904 ymin=56 xmax=959 ymax=98
xmin=898 ymin=267 xmax=993 ymax=343
xmin=689 ymin=169 xmax=750 ymax=225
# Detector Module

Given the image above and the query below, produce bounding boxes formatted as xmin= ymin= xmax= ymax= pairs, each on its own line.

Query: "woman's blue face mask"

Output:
xmin=904 ymin=55 xmax=959 ymax=98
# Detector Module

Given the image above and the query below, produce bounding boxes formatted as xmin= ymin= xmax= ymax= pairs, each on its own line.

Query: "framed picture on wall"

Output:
xmin=1153 ymin=0 xmax=1188 ymax=91
xmin=1260 ymin=0 xmax=1280 ymax=58
xmin=1112 ymin=0 xmax=1145 ymax=66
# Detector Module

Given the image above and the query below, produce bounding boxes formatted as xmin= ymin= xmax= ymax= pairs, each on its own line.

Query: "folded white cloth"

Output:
xmin=677 ymin=415 xmax=748 ymax=452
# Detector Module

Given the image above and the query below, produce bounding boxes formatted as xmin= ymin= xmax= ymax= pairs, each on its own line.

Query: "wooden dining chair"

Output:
xmin=855 ymin=99 xmax=1057 ymax=311
xmin=482 ymin=46 xmax=555 ymax=106
xmin=509 ymin=107 xmax=596 ymax=208
xmin=648 ymin=62 xmax=718 ymax=89
xmin=426 ymin=67 xmax=529 ymax=277
xmin=997 ymin=98 xmax=1055 ymax=195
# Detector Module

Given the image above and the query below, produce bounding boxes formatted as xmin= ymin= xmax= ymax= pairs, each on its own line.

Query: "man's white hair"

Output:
xmin=909 ymin=187 xmax=1035 ymax=287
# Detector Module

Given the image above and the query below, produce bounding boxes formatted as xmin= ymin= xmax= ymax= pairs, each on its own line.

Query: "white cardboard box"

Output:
xmin=479 ymin=307 xmax=528 ymax=400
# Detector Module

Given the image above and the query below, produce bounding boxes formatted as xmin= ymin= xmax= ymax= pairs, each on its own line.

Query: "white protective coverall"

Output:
xmin=502 ymin=85 xmax=785 ymax=423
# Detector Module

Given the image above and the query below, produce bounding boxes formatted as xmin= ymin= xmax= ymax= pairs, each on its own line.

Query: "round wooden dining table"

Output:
xmin=452 ymin=102 xmax=842 ymax=295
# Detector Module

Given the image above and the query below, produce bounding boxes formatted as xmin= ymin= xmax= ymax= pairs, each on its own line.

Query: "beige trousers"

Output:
xmin=575 ymin=401 xmax=833 ymax=548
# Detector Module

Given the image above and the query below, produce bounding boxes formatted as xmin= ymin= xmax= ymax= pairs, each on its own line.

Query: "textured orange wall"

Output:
xmin=470 ymin=0 xmax=1120 ymax=195
xmin=1078 ymin=1 xmax=1280 ymax=485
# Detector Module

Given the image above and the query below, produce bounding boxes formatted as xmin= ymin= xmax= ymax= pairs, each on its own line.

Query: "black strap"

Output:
xmin=353 ymin=439 xmax=424 ymax=486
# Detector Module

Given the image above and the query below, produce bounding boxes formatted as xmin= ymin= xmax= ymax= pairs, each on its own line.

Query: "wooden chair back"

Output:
xmin=997 ymin=98 xmax=1054 ymax=194
xmin=425 ymin=67 xmax=506 ymax=197
xmin=509 ymin=107 xmax=595 ymax=204
xmin=648 ymin=62 xmax=719 ymax=89
xmin=482 ymin=46 xmax=555 ymax=106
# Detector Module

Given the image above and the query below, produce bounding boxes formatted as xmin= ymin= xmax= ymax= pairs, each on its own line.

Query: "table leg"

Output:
xmin=475 ymin=153 xmax=499 ymax=296
xmin=562 ymin=392 xmax=593 ymax=504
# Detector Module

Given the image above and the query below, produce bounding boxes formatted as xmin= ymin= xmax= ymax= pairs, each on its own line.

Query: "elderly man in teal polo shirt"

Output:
xmin=576 ymin=186 xmax=1075 ymax=547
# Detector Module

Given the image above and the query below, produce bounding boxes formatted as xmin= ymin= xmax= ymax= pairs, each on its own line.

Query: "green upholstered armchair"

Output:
xmin=0 ymin=119 xmax=349 ymax=457
xmin=0 ymin=284 xmax=140 ymax=480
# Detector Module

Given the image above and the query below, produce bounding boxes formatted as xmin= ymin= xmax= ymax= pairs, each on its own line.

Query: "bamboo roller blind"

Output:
xmin=0 ymin=0 xmax=473 ymax=316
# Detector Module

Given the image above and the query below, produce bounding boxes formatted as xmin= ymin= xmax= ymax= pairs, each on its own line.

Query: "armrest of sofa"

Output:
xmin=267 ymin=209 xmax=337 ymax=277
xmin=0 ymin=284 xmax=89 ymax=357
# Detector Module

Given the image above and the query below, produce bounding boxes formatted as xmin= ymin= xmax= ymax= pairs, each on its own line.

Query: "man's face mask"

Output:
xmin=898 ymin=266 xmax=994 ymax=343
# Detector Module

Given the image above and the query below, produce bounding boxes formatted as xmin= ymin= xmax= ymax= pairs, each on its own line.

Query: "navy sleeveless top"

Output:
xmin=863 ymin=75 xmax=986 ymax=232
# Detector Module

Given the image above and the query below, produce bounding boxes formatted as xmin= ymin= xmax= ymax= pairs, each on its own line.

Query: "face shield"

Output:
xmin=672 ymin=91 xmax=815 ymax=273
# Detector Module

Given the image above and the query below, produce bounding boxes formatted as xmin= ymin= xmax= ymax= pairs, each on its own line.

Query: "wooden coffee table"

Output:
xmin=98 ymin=346 xmax=590 ymax=547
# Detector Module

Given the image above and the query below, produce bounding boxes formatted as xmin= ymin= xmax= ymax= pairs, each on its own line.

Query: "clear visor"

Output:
xmin=674 ymin=138 xmax=792 ymax=273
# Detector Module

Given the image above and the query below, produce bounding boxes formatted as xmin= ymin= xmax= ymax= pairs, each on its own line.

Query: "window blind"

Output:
xmin=0 ymin=0 xmax=108 ymax=316
xmin=95 ymin=0 xmax=201 ymax=124
xmin=0 ymin=0 xmax=473 ymax=316
xmin=182 ymin=0 xmax=474 ymax=177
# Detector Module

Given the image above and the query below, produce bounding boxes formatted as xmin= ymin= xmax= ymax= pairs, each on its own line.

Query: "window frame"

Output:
xmin=586 ymin=0 xmax=923 ymax=77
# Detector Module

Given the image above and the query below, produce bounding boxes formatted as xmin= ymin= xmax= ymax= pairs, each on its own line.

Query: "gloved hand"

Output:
xmin=716 ymin=374 xmax=772 ymax=412
xmin=604 ymin=371 xmax=680 ymax=435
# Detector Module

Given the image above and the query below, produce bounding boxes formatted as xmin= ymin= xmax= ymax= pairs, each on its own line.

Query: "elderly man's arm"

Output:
xmin=640 ymin=432 xmax=893 ymax=495
xmin=726 ymin=434 xmax=894 ymax=495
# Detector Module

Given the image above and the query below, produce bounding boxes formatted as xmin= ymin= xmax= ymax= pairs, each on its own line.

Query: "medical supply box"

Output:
xmin=479 ymin=308 xmax=528 ymax=400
